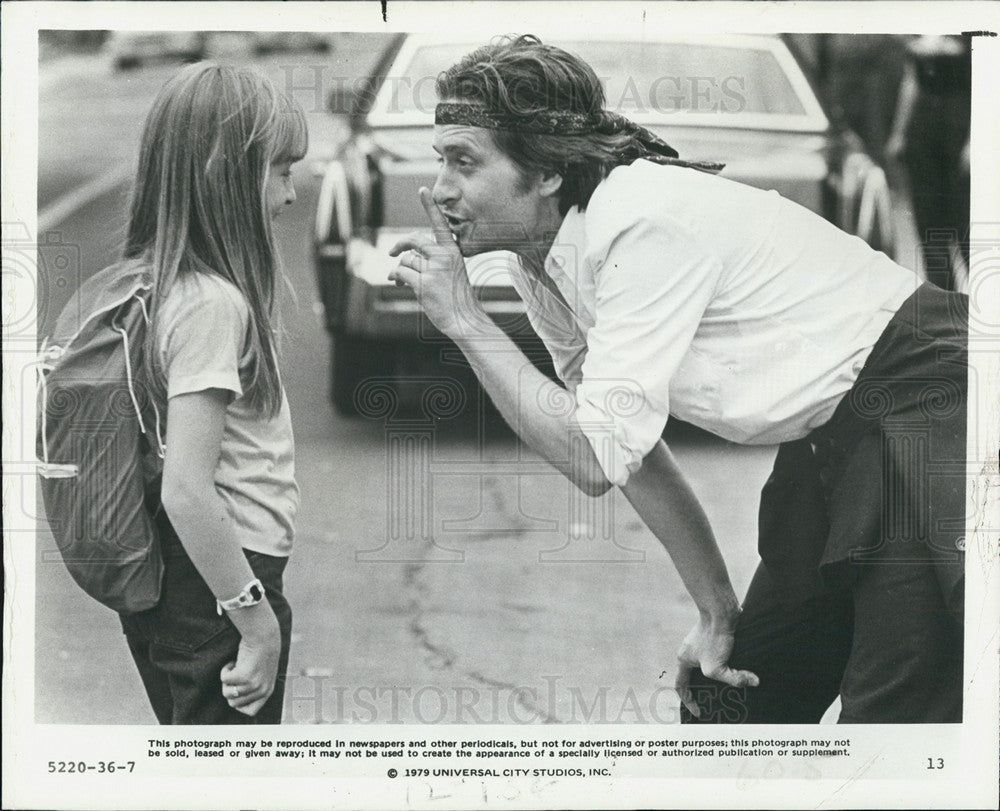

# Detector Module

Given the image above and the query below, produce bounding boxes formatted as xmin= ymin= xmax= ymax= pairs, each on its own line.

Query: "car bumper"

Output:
xmin=322 ymin=233 xmax=529 ymax=339
xmin=340 ymin=277 xmax=529 ymax=340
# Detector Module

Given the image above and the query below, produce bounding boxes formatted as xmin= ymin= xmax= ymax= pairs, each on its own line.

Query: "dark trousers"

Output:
xmin=683 ymin=284 xmax=966 ymax=724
xmin=119 ymin=515 xmax=293 ymax=725
xmin=680 ymin=541 xmax=963 ymax=724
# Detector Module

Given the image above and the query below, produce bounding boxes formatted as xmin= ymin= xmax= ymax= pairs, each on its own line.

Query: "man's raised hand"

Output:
xmin=419 ymin=186 xmax=456 ymax=247
xmin=388 ymin=187 xmax=478 ymax=337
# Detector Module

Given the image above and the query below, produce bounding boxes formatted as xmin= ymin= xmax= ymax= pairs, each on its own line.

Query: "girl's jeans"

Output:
xmin=119 ymin=512 xmax=293 ymax=725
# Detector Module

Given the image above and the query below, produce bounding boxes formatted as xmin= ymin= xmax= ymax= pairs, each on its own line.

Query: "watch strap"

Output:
xmin=216 ymin=578 xmax=265 ymax=615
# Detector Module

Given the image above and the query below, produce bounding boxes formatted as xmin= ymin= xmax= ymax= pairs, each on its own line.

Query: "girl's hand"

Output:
xmin=388 ymin=188 xmax=482 ymax=338
xmin=674 ymin=612 xmax=759 ymax=719
xmin=220 ymin=610 xmax=282 ymax=716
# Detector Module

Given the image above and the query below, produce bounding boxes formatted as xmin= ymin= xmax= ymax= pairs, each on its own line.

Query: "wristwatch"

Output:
xmin=216 ymin=578 xmax=266 ymax=615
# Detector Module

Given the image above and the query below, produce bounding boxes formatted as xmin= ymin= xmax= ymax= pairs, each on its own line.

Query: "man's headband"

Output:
xmin=435 ymin=101 xmax=724 ymax=174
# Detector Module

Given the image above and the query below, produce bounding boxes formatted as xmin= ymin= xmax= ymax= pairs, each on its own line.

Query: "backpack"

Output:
xmin=37 ymin=258 xmax=166 ymax=614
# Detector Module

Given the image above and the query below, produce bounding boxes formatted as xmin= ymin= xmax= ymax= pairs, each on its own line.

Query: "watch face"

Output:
xmin=248 ymin=583 xmax=264 ymax=602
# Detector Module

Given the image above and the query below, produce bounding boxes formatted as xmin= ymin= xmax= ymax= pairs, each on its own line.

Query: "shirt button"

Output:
xmin=852 ymin=360 xmax=864 ymax=375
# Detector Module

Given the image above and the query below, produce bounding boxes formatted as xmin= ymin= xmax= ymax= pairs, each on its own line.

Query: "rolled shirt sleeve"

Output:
xmin=572 ymin=216 xmax=721 ymax=487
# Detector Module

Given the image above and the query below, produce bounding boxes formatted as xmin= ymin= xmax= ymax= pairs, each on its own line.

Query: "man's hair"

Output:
xmin=437 ymin=35 xmax=644 ymax=215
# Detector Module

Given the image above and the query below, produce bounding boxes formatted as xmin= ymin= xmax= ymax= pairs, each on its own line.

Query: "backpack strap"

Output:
xmin=113 ymin=291 xmax=166 ymax=459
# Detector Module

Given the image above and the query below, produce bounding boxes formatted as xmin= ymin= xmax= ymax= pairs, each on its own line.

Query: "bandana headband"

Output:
xmin=435 ymin=102 xmax=725 ymax=174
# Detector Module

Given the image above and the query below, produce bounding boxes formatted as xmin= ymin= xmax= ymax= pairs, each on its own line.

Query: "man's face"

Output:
xmin=431 ymin=122 xmax=549 ymax=257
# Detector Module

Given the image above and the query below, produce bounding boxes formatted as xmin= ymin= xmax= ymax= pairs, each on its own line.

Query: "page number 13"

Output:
xmin=926 ymin=758 xmax=945 ymax=770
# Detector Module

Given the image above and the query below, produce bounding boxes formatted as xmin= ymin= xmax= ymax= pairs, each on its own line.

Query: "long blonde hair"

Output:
xmin=126 ymin=62 xmax=307 ymax=417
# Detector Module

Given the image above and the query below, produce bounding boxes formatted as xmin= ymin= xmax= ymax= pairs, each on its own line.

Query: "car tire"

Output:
xmin=331 ymin=334 xmax=397 ymax=417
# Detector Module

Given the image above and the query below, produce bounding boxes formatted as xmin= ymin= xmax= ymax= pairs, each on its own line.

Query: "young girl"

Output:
xmin=118 ymin=62 xmax=307 ymax=724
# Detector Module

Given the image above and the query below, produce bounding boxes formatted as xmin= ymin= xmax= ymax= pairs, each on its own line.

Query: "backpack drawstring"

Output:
xmin=152 ymin=399 xmax=166 ymax=459
xmin=109 ymin=293 xmax=166 ymax=460
xmin=114 ymin=322 xmax=147 ymax=437
xmin=36 ymin=338 xmax=78 ymax=478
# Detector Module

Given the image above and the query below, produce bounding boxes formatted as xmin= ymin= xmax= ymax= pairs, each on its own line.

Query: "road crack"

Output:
xmin=403 ymin=550 xmax=559 ymax=723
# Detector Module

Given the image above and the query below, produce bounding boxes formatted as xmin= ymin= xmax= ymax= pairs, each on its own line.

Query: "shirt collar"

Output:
xmin=545 ymin=205 xmax=587 ymax=280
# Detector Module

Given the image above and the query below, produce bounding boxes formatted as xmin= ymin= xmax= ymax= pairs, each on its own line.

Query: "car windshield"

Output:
xmin=384 ymin=39 xmax=808 ymax=118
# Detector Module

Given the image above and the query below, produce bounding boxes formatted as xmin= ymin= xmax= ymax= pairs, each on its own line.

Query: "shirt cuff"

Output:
xmin=573 ymin=397 xmax=647 ymax=488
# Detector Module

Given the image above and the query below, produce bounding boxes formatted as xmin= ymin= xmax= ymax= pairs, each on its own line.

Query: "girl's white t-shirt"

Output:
xmin=156 ymin=270 xmax=298 ymax=557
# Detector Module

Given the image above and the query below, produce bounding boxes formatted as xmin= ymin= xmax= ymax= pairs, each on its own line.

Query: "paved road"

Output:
xmin=32 ymin=46 xmax=778 ymax=725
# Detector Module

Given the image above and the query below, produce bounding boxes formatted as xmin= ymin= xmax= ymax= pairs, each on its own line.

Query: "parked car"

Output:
xmin=106 ymin=31 xmax=207 ymax=70
xmin=313 ymin=34 xmax=902 ymax=416
xmin=252 ymin=32 xmax=331 ymax=55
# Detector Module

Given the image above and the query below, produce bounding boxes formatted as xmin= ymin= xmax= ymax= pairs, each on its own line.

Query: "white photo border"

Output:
xmin=3 ymin=2 xmax=998 ymax=810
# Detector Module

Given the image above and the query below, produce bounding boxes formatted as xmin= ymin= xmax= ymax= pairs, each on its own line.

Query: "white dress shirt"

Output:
xmin=509 ymin=159 xmax=917 ymax=487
